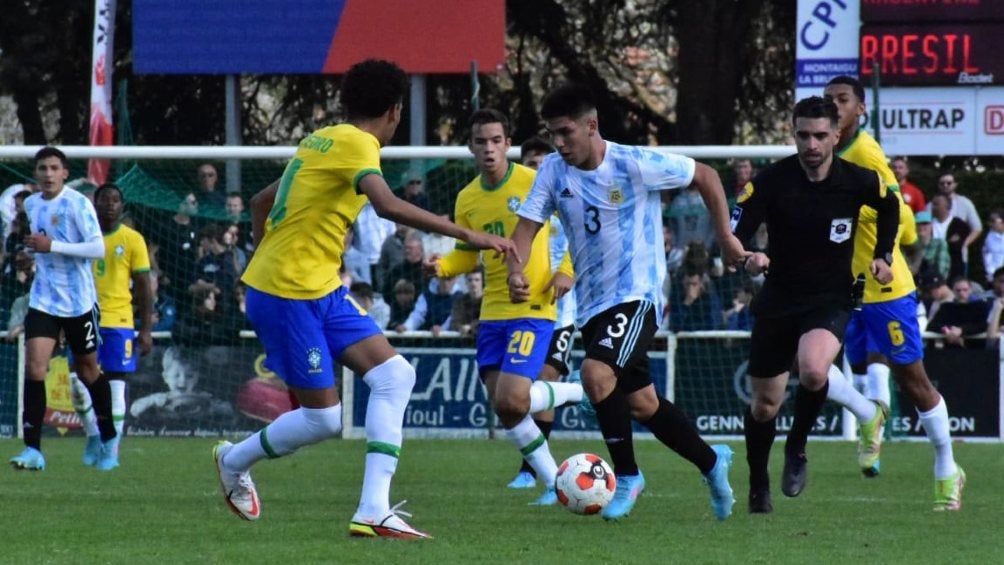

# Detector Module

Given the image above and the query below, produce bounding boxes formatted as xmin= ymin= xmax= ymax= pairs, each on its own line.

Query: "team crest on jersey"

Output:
xmin=609 ymin=187 xmax=624 ymax=205
xmin=50 ymin=215 xmax=60 ymax=227
xmin=115 ymin=244 xmax=125 ymax=256
xmin=830 ymin=217 xmax=853 ymax=243
xmin=307 ymin=347 xmax=323 ymax=373
xmin=507 ymin=196 xmax=521 ymax=212
xmin=737 ymin=182 xmax=754 ymax=204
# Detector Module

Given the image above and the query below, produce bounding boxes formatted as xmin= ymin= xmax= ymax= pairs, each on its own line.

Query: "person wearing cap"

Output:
xmin=912 ymin=210 xmax=950 ymax=282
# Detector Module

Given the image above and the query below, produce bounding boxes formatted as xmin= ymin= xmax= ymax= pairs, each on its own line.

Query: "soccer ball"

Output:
xmin=555 ymin=453 xmax=616 ymax=515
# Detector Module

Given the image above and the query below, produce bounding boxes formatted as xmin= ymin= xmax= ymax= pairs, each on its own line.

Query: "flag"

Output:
xmin=87 ymin=0 xmax=117 ymax=186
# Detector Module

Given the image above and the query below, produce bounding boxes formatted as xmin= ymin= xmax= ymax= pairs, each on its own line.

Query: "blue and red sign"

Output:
xmin=133 ymin=0 xmax=505 ymax=75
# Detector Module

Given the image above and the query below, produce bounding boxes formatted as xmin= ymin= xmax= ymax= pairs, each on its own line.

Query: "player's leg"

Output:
xmin=783 ymin=317 xmax=846 ymax=497
xmin=490 ymin=319 xmax=559 ymax=504
xmin=745 ymin=315 xmax=800 ymax=513
xmin=214 ymin=288 xmax=345 ymax=522
xmin=66 ymin=309 xmax=119 ymax=471
xmin=11 ymin=309 xmax=59 ymax=470
xmin=627 ymin=376 xmax=735 ymax=521
xmin=883 ymin=294 xmax=963 ymax=509
xmin=331 ymin=290 xmax=428 ymax=538
xmin=826 ymin=311 xmax=884 ymax=476
xmin=512 ymin=325 xmax=582 ymax=487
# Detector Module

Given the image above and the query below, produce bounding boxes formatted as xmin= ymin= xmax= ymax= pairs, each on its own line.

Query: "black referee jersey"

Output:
xmin=731 ymin=155 xmax=899 ymax=318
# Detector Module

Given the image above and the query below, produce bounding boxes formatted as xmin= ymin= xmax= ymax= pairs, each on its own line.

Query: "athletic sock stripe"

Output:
xmin=367 ymin=441 xmax=401 ymax=458
xmin=545 ymin=382 xmax=555 ymax=409
xmin=111 ymin=415 xmax=125 ymax=422
xmin=259 ymin=430 xmax=279 ymax=459
xmin=617 ymin=302 xmax=651 ymax=367
xmin=520 ymin=434 xmax=546 ymax=457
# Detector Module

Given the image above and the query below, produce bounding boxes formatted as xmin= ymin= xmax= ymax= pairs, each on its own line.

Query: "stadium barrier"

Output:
xmin=1 ymin=327 xmax=1001 ymax=443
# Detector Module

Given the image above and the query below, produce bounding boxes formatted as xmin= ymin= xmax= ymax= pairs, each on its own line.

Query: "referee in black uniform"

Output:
xmin=731 ymin=96 xmax=899 ymax=513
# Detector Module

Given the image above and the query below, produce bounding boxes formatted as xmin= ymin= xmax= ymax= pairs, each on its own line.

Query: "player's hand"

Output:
xmin=422 ymin=255 xmax=441 ymax=277
xmin=719 ymin=234 xmax=752 ymax=273
xmin=744 ymin=252 xmax=770 ymax=276
xmin=869 ymin=259 xmax=893 ymax=285
xmin=466 ymin=231 xmax=521 ymax=263
xmin=508 ymin=272 xmax=530 ymax=303
xmin=137 ymin=329 xmax=154 ymax=357
xmin=545 ymin=272 xmax=574 ymax=304
xmin=25 ymin=233 xmax=52 ymax=253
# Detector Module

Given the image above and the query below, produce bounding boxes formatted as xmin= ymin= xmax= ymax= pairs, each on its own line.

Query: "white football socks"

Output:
xmin=224 ymin=404 xmax=343 ymax=472
xmin=917 ymin=396 xmax=958 ymax=479
xmin=864 ymin=363 xmax=892 ymax=408
xmin=70 ymin=373 xmax=100 ymax=437
xmin=825 ymin=365 xmax=877 ymax=423
xmin=529 ymin=380 xmax=584 ymax=413
xmin=506 ymin=414 xmax=558 ymax=487
xmin=109 ymin=379 xmax=127 ymax=437
xmin=357 ymin=355 xmax=415 ymax=519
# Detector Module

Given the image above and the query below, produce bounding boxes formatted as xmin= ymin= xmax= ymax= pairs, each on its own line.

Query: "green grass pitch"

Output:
xmin=0 ymin=437 xmax=1000 ymax=564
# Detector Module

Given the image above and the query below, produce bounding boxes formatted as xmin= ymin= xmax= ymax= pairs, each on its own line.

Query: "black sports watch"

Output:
xmin=881 ymin=252 xmax=893 ymax=266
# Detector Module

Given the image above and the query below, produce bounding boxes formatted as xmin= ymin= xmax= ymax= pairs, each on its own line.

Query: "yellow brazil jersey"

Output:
xmin=839 ymin=129 xmax=916 ymax=302
xmin=94 ymin=224 xmax=151 ymax=328
xmin=437 ymin=163 xmax=571 ymax=322
xmin=242 ymin=124 xmax=380 ymax=299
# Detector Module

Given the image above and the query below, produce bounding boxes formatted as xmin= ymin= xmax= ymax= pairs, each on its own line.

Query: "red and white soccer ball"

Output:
xmin=555 ymin=453 xmax=616 ymax=515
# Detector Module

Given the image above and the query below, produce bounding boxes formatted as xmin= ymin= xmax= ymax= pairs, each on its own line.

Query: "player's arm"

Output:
xmin=863 ymin=172 xmax=899 ymax=284
xmin=432 ymin=197 xmax=480 ymax=277
xmin=691 ymin=162 xmax=750 ymax=270
xmin=132 ymin=270 xmax=154 ymax=355
xmin=359 ymin=174 xmax=517 ymax=260
xmin=730 ymin=177 xmax=768 ymax=275
xmin=249 ymin=179 xmax=280 ymax=247
xmin=506 ymin=217 xmax=544 ymax=303
xmin=28 ymin=198 xmax=105 ymax=257
xmin=546 ymin=245 xmax=575 ymax=304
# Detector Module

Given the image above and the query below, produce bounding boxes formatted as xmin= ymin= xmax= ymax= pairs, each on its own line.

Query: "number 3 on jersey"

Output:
xmin=268 ymin=158 xmax=304 ymax=227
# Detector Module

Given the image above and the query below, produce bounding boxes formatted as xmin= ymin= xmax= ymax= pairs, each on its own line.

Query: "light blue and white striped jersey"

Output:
xmin=548 ymin=216 xmax=577 ymax=329
xmin=520 ymin=142 xmax=695 ymax=327
xmin=25 ymin=188 xmax=102 ymax=317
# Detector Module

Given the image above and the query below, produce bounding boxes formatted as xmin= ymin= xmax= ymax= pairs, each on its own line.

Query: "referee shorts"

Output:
xmin=748 ymin=305 xmax=850 ymax=379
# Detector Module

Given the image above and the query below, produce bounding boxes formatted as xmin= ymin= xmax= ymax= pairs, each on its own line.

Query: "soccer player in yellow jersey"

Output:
xmin=822 ymin=76 xmax=963 ymax=510
xmin=210 ymin=60 xmax=516 ymax=538
xmin=429 ymin=109 xmax=584 ymax=505
xmin=70 ymin=182 xmax=153 ymax=471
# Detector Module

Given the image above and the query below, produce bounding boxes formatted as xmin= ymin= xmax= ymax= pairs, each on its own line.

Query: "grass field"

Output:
xmin=0 ymin=437 xmax=1000 ymax=564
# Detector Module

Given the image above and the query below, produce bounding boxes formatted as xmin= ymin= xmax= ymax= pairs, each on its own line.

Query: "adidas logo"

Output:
xmin=559 ymin=187 xmax=574 ymax=199
xmin=598 ymin=337 xmax=614 ymax=348
xmin=551 ymin=352 xmax=562 ymax=360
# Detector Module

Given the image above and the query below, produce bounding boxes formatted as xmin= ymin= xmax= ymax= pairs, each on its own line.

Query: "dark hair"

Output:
xmin=199 ymin=223 xmax=223 ymax=243
xmin=340 ymin=59 xmax=408 ymax=119
xmin=94 ymin=182 xmax=122 ymax=202
xmin=993 ymin=266 xmax=1004 ymax=281
xmin=34 ymin=146 xmax=68 ymax=168
xmin=826 ymin=75 xmax=865 ymax=102
xmin=540 ymin=83 xmax=596 ymax=120
xmin=792 ymin=96 xmax=839 ymax=127
xmin=13 ymin=190 xmax=31 ymax=202
xmin=520 ymin=136 xmax=554 ymax=159
xmin=350 ymin=281 xmax=375 ymax=301
xmin=468 ymin=108 xmax=510 ymax=139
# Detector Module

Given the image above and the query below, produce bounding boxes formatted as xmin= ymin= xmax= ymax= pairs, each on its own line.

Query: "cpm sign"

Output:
xmin=133 ymin=0 xmax=505 ymax=75
xmin=795 ymin=0 xmax=860 ymax=102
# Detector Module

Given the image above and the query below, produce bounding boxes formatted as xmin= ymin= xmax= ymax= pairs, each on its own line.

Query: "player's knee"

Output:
xmin=302 ymin=405 xmax=343 ymax=437
xmin=751 ymin=397 xmax=781 ymax=421
xmin=366 ymin=354 xmax=415 ymax=394
xmin=493 ymin=388 xmax=529 ymax=420
xmin=627 ymin=389 xmax=658 ymax=421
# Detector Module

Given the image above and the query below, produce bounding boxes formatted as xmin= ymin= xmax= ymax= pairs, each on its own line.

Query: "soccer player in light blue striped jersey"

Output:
xmin=10 ymin=146 xmax=118 ymax=472
xmin=507 ymin=84 xmax=749 ymax=521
